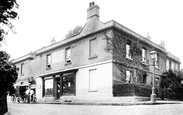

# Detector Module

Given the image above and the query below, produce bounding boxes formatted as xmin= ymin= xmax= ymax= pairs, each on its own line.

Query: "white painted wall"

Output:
xmin=75 ymin=61 xmax=113 ymax=101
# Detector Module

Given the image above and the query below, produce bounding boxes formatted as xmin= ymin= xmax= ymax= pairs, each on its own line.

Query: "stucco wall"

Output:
xmin=75 ymin=61 xmax=113 ymax=101
xmin=39 ymin=30 xmax=113 ymax=76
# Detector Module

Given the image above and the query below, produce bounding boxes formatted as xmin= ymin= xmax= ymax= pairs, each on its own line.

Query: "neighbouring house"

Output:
xmin=13 ymin=2 xmax=180 ymax=102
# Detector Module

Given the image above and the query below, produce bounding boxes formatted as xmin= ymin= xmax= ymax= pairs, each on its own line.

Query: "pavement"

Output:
xmin=39 ymin=100 xmax=183 ymax=106
xmin=7 ymin=95 xmax=182 ymax=106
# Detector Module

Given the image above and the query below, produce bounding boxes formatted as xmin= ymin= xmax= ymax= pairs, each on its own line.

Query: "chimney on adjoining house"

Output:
xmin=87 ymin=2 xmax=100 ymax=21
xmin=51 ymin=37 xmax=56 ymax=44
xmin=159 ymin=40 xmax=165 ymax=48
xmin=146 ymin=32 xmax=151 ymax=40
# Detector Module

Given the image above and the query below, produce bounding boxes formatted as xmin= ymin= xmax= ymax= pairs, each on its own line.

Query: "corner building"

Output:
xmin=13 ymin=3 xmax=180 ymax=102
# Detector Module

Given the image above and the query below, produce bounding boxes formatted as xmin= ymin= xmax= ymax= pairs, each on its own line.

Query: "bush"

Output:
xmin=113 ymin=83 xmax=152 ymax=97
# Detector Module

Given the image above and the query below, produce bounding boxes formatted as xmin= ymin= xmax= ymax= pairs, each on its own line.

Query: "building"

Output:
xmin=13 ymin=2 xmax=180 ymax=102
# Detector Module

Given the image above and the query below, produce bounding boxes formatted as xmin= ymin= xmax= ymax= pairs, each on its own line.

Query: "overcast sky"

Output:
xmin=1 ymin=0 xmax=183 ymax=68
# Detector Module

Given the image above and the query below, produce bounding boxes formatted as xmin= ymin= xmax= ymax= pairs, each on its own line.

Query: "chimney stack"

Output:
xmin=51 ymin=38 xmax=56 ymax=44
xmin=159 ymin=40 xmax=165 ymax=48
xmin=146 ymin=32 xmax=151 ymax=40
xmin=87 ymin=2 xmax=100 ymax=21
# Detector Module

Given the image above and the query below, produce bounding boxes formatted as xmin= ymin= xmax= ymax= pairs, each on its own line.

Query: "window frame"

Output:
xmin=46 ymin=54 xmax=51 ymax=69
xmin=126 ymin=70 xmax=132 ymax=83
xmin=126 ymin=40 xmax=132 ymax=59
xmin=65 ymin=47 xmax=71 ymax=64
xmin=89 ymin=38 xmax=98 ymax=58
xmin=89 ymin=69 xmax=98 ymax=92
xmin=155 ymin=53 xmax=159 ymax=68
xmin=142 ymin=47 xmax=147 ymax=63
xmin=20 ymin=63 xmax=24 ymax=75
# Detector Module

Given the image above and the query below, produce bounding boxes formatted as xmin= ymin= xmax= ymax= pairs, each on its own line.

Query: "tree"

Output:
xmin=65 ymin=25 xmax=82 ymax=39
xmin=160 ymin=70 xmax=183 ymax=100
xmin=0 ymin=0 xmax=19 ymax=114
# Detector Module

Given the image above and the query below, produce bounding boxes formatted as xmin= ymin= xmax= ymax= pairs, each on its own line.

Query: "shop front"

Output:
xmin=40 ymin=69 xmax=77 ymax=101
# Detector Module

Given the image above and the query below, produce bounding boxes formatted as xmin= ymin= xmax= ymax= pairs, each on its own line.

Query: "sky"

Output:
xmin=1 ymin=0 xmax=183 ymax=69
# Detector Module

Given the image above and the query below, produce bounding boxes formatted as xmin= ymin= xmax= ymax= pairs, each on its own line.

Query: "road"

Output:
xmin=5 ymin=102 xmax=183 ymax=115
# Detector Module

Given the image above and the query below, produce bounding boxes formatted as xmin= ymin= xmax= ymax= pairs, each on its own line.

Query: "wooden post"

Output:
xmin=42 ymin=77 xmax=45 ymax=97
xmin=60 ymin=74 xmax=63 ymax=97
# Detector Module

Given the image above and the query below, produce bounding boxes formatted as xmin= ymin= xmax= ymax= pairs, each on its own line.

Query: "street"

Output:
xmin=5 ymin=101 xmax=183 ymax=115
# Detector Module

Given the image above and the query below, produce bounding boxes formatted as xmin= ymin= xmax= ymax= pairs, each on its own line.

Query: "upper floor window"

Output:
xmin=155 ymin=53 xmax=159 ymax=68
xmin=126 ymin=40 xmax=131 ymax=59
xmin=46 ymin=54 xmax=51 ymax=69
xmin=175 ymin=63 xmax=178 ymax=71
xmin=89 ymin=38 xmax=97 ymax=58
xmin=65 ymin=47 xmax=71 ymax=63
xmin=20 ymin=63 xmax=24 ymax=75
xmin=166 ymin=59 xmax=169 ymax=71
xmin=142 ymin=47 xmax=147 ymax=63
xmin=171 ymin=61 xmax=174 ymax=70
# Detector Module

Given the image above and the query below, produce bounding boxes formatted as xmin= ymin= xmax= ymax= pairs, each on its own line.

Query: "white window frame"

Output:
xmin=126 ymin=43 xmax=132 ymax=59
xmin=46 ymin=54 xmax=51 ymax=69
xmin=142 ymin=48 xmax=146 ymax=63
xmin=89 ymin=69 xmax=97 ymax=91
xmin=166 ymin=59 xmax=169 ymax=71
xmin=65 ymin=47 xmax=71 ymax=63
xmin=126 ymin=70 xmax=132 ymax=83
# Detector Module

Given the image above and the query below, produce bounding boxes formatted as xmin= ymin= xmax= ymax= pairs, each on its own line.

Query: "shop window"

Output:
xmin=89 ymin=69 xmax=97 ymax=91
xmin=44 ymin=79 xmax=53 ymax=96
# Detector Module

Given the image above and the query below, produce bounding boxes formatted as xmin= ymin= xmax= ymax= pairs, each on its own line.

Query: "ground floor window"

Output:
xmin=89 ymin=69 xmax=97 ymax=91
xmin=126 ymin=70 xmax=132 ymax=83
xmin=44 ymin=79 xmax=53 ymax=96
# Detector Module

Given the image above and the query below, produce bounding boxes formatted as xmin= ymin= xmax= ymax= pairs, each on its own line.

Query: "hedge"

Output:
xmin=113 ymin=83 xmax=155 ymax=97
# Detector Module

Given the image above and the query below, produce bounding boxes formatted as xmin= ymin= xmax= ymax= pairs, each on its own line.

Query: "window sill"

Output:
xmin=155 ymin=66 xmax=160 ymax=70
xmin=46 ymin=67 xmax=51 ymax=70
xmin=88 ymin=90 xmax=98 ymax=92
xmin=126 ymin=57 xmax=133 ymax=61
xmin=65 ymin=62 xmax=72 ymax=66
xmin=141 ymin=62 xmax=148 ymax=65
xmin=44 ymin=95 xmax=53 ymax=97
xmin=88 ymin=55 xmax=98 ymax=60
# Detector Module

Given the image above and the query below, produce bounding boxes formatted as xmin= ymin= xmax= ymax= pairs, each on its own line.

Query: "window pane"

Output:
xmin=45 ymin=79 xmax=53 ymax=96
xmin=46 ymin=54 xmax=51 ymax=68
xmin=166 ymin=59 xmax=169 ymax=70
xmin=126 ymin=70 xmax=132 ymax=83
xmin=66 ymin=48 xmax=71 ymax=63
xmin=126 ymin=44 xmax=131 ymax=58
xmin=142 ymin=48 xmax=146 ymax=62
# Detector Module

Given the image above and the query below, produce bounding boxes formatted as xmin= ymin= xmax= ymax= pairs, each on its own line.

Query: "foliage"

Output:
xmin=113 ymin=83 xmax=152 ymax=97
xmin=0 ymin=0 xmax=19 ymax=42
xmin=103 ymin=30 xmax=149 ymax=83
xmin=160 ymin=70 xmax=183 ymax=99
xmin=65 ymin=25 xmax=82 ymax=39
xmin=0 ymin=51 xmax=18 ymax=97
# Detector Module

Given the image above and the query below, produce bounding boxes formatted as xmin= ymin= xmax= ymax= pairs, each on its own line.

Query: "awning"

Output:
xmin=39 ymin=69 xmax=78 ymax=78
